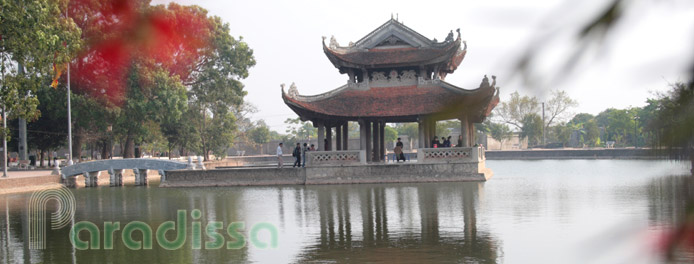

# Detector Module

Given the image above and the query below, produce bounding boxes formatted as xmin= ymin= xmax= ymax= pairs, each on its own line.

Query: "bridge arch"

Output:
xmin=60 ymin=159 xmax=191 ymax=187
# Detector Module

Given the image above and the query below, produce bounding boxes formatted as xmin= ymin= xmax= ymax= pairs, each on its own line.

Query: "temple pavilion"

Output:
xmin=282 ymin=18 xmax=499 ymax=162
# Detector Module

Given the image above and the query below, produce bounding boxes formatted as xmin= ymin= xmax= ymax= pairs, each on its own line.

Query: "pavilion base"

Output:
xmin=160 ymin=162 xmax=492 ymax=188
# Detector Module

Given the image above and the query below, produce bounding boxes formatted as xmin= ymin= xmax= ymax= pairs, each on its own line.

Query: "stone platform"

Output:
xmin=161 ymin=147 xmax=491 ymax=187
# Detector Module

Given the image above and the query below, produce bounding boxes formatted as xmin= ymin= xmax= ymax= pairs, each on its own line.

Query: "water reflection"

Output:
xmin=0 ymin=160 xmax=690 ymax=263
xmin=296 ymin=183 xmax=500 ymax=263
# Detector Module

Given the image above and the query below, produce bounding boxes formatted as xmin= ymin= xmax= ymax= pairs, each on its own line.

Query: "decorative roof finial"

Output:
xmin=288 ymin=82 xmax=299 ymax=98
xmin=391 ymin=13 xmax=393 ymax=20
xmin=396 ymin=13 xmax=399 ymax=21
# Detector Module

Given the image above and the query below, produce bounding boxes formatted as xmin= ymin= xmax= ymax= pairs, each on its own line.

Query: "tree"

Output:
xmin=188 ymin=16 xmax=255 ymax=161
xmin=248 ymin=120 xmax=270 ymax=154
xmin=284 ymin=117 xmax=317 ymax=140
xmin=584 ymin=119 xmax=600 ymax=147
xmin=520 ymin=113 xmax=543 ymax=146
xmin=544 ymin=90 xmax=578 ymax=129
xmin=384 ymin=126 xmax=398 ymax=143
xmin=649 ymin=81 xmax=694 ymax=173
xmin=1 ymin=0 xmax=81 ymax=138
xmin=26 ymin=87 xmax=68 ymax=166
xmin=553 ymin=123 xmax=575 ymax=147
xmin=494 ymin=91 xmax=539 ymax=130
xmin=394 ymin=123 xmax=418 ymax=141
xmin=605 ymin=109 xmax=635 ymax=145
xmin=569 ymin=113 xmax=595 ymax=126
xmin=488 ymin=122 xmax=513 ymax=150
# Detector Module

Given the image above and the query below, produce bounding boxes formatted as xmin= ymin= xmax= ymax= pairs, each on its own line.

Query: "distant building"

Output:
xmin=282 ymin=18 xmax=500 ymax=162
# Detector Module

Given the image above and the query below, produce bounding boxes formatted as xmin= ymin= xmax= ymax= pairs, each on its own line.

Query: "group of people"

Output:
xmin=431 ymin=135 xmax=466 ymax=148
xmin=276 ymin=142 xmax=315 ymax=168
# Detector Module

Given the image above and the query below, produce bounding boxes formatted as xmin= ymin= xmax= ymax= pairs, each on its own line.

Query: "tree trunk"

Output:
xmin=72 ymin=128 xmax=85 ymax=162
xmin=39 ymin=151 xmax=44 ymax=167
xmin=123 ymin=132 xmax=135 ymax=158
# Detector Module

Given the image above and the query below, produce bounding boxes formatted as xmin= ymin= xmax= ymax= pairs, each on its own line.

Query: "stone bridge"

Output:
xmin=60 ymin=158 xmax=201 ymax=187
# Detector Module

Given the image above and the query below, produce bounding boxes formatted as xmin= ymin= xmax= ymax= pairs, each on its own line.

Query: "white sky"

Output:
xmin=153 ymin=0 xmax=694 ymax=132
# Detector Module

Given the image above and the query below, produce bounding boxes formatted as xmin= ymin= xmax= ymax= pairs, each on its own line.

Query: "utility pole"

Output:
xmin=2 ymin=106 xmax=6 ymax=177
xmin=66 ymin=7 xmax=74 ymax=166
xmin=541 ymin=102 xmax=545 ymax=146
xmin=18 ymin=64 xmax=27 ymax=161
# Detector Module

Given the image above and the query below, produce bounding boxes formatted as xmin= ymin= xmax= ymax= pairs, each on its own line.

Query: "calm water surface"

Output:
xmin=0 ymin=160 xmax=692 ymax=263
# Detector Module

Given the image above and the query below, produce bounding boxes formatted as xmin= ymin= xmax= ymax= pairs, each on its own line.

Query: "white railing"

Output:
xmin=307 ymin=150 xmax=367 ymax=166
xmin=416 ymin=147 xmax=484 ymax=163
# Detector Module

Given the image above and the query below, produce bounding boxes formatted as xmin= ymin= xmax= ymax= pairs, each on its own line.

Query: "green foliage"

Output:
xmin=394 ymin=123 xmax=418 ymax=139
xmin=569 ymin=113 xmax=594 ymax=126
xmin=26 ymin=86 xmax=69 ymax=154
xmin=488 ymin=122 xmax=513 ymax=150
xmin=553 ymin=123 xmax=575 ymax=147
xmin=648 ymin=81 xmax=694 ymax=162
xmin=435 ymin=120 xmax=460 ymax=138
xmin=520 ymin=113 xmax=543 ymax=146
xmin=384 ymin=126 xmax=398 ymax=142
xmin=494 ymin=91 xmax=539 ymax=130
xmin=188 ymin=16 xmax=255 ymax=160
xmin=284 ymin=117 xmax=317 ymax=140
xmin=248 ymin=120 xmax=270 ymax=145
xmin=544 ymin=90 xmax=579 ymax=128
xmin=1 ymin=0 xmax=81 ymax=122
xmin=584 ymin=120 xmax=600 ymax=147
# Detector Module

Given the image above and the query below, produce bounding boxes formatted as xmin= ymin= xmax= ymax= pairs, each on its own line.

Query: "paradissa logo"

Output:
xmin=69 ymin=209 xmax=278 ymax=250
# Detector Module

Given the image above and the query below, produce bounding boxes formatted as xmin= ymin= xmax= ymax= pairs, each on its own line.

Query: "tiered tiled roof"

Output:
xmin=282 ymin=81 xmax=498 ymax=122
xmin=323 ymin=19 xmax=466 ymax=72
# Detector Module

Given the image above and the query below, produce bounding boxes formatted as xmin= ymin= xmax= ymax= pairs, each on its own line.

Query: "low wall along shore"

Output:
xmin=484 ymin=148 xmax=658 ymax=160
xmin=161 ymin=147 xmax=491 ymax=187
xmin=160 ymin=162 xmax=491 ymax=187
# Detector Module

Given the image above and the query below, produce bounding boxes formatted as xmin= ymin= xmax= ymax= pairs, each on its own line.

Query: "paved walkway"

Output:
xmin=0 ymin=170 xmax=54 ymax=179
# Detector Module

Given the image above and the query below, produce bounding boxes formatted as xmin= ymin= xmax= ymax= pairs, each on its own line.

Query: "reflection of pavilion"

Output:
xmin=282 ymin=18 xmax=499 ymax=163
xmin=295 ymin=183 xmax=500 ymax=263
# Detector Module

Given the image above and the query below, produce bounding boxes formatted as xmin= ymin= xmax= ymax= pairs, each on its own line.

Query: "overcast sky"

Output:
xmin=153 ymin=0 xmax=694 ymax=132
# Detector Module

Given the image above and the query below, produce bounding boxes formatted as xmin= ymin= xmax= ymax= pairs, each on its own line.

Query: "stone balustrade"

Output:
xmin=307 ymin=150 xmax=367 ymax=166
xmin=416 ymin=147 xmax=484 ymax=163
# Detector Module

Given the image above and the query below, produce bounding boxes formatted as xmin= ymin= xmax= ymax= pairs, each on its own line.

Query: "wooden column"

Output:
xmin=469 ymin=122 xmax=476 ymax=146
xmin=317 ymin=123 xmax=325 ymax=151
xmin=418 ymin=119 xmax=426 ymax=149
xmin=336 ymin=124 xmax=342 ymax=151
xmin=379 ymin=121 xmax=385 ymax=161
xmin=365 ymin=121 xmax=372 ymax=162
xmin=326 ymin=126 xmax=333 ymax=151
xmin=372 ymin=121 xmax=380 ymax=162
xmin=359 ymin=120 xmax=367 ymax=151
xmin=460 ymin=115 xmax=469 ymax=147
xmin=342 ymin=123 xmax=349 ymax=150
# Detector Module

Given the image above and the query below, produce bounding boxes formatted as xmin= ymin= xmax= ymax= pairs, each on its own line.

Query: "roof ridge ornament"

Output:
xmin=288 ymin=82 xmax=299 ymax=98
xmin=329 ymin=35 xmax=339 ymax=49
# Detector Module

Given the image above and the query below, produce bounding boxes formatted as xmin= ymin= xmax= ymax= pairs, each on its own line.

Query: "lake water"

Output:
xmin=1 ymin=160 xmax=692 ymax=263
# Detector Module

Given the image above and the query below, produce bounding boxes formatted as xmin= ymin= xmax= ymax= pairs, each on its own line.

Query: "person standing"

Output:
xmin=292 ymin=143 xmax=301 ymax=168
xmin=302 ymin=143 xmax=309 ymax=167
xmin=276 ymin=143 xmax=284 ymax=168
xmin=395 ymin=138 xmax=405 ymax=162
xmin=457 ymin=135 xmax=463 ymax=147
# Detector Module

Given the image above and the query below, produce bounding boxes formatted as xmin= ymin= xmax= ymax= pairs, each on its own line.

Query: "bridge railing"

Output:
xmin=306 ymin=150 xmax=367 ymax=166
xmin=59 ymin=158 xmax=200 ymax=187
xmin=416 ymin=147 xmax=484 ymax=163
